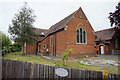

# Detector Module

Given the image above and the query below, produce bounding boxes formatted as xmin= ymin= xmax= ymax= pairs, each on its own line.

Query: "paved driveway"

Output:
xmin=79 ymin=55 xmax=120 ymax=69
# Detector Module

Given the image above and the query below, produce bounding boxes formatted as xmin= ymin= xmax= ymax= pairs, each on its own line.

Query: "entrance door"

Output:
xmin=100 ymin=46 xmax=104 ymax=54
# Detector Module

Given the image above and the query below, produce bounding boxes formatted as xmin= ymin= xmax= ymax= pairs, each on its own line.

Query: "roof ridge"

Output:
xmin=60 ymin=10 xmax=76 ymax=27
xmin=39 ymin=8 xmax=82 ymax=42
xmin=47 ymin=9 xmax=77 ymax=33
xmin=49 ymin=10 xmax=76 ymax=30
xmin=35 ymin=28 xmax=49 ymax=30
xmin=95 ymin=27 xmax=114 ymax=33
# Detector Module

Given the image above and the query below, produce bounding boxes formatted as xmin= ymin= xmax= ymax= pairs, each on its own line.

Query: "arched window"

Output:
xmin=76 ymin=30 xmax=79 ymax=43
xmin=83 ymin=31 xmax=86 ymax=43
xmin=76 ymin=28 xmax=86 ymax=44
xmin=80 ymin=28 xmax=83 ymax=43
xmin=43 ymin=44 xmax=47 ymax=49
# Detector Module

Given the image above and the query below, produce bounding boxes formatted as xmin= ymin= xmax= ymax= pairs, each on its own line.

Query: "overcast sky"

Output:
xmin=0 ymin=0 xmax=119 ymax=36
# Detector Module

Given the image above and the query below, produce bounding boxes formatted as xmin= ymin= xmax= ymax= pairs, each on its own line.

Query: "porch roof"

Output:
xmin=94 ymin=27 xmax=115 ymax=42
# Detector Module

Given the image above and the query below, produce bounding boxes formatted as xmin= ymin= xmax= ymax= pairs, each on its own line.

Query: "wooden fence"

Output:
xmin=2 ymin=59 xmax=120 ymax=79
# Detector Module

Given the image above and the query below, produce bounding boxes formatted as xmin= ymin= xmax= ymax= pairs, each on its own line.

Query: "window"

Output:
xmin=43 ymin=44 xmax=47 ymax=49
xmin=83 ymin=31 xmax=86 ymax=43
xmin=76 ymin=30 xmax=79 ymax=43
xmin=80 ymin=11 xmax=82 ymax=18
xmin=76 ymin=28 xmax=86 ymax=44
xmin=80 ymin=28 xmax=83 ymax=43
xmin=50 ymin=37 xmax=53 ymax=46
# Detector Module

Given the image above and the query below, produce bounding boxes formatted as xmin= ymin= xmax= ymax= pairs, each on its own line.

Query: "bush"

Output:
xmin=1 ymin=43 xmax=22 ymax=57
xmin=62 ymin=49 xmax=72 ymax=66
xmin=9 ymin=43 xmax=22 ymax=52
xmin=1 ymin=50 xmax=10 ymax=57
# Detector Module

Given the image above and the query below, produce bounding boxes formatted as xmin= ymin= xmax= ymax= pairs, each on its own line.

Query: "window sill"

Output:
xmin=76 ymin=43 xmax=87 ymax=45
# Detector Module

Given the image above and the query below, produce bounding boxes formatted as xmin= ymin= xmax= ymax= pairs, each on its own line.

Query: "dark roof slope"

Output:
xmin=38 ymin=9 xmax=78 ymax=42
xmin=46 ymin=12 xmax=75 ymax=35
xmin=34 ymin=28 xmax=49 ymax=35
xmin=94 ymin=27 xmax=115 ymax=41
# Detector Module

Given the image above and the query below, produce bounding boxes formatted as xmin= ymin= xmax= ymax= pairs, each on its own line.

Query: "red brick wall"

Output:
xmin=109 ymin=39 xmax=116 ymax=54
xmin=39 ymin=31 xmax=67 ymax=57
xmin=38 ymin=37 xmax=49 ymax=55
xmin=25 ymin=36 xmax=44 ymax=55
xmin=55 ymin=30 xmax=67 ymax=57
xmin=25 ymin=42 xmax=37 ymax=54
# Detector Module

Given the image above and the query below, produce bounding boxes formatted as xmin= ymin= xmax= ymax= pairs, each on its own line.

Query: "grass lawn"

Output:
xmin=3 ymin=52 xmax=119 ymax=74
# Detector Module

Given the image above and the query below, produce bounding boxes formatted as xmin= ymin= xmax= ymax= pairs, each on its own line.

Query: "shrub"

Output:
xmin=62 ymin=49 xmax=72 ymax=66
xmin=9 ymin=43 xmax=22 ymax=52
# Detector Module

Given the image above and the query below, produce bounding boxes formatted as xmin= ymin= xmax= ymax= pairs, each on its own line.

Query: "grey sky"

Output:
xmin=0 ymin=0 xmax=119 ymax=36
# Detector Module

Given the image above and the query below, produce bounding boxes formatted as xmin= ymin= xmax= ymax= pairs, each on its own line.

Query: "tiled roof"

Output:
xmin=38 ymin=8 xmax=78 ymax=42
xmin=94 ymin=27 xmax=115 ymax=41
xmin=46 ymin=12 xmax=76 ymax=35
xmin=34 ymin=28 xmax=49 ymax=35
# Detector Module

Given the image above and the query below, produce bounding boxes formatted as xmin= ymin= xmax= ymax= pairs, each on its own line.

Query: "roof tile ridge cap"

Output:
xmin=41 ymin=9 xmax=78 ymax=38
xmin=53 ymin=11 xmax=76 ymax=28
xmin=95 ymin=27 xmax=115 ymax=33
xmin=48 ymin=9 xmax=77 ymax=30
xmin=35 ymin=28 xmax=49 ymax=30
xmin=39 ymin=28 xmax=49 ymax=30
xmin=48 ymin=11 xmax=76 ymax=31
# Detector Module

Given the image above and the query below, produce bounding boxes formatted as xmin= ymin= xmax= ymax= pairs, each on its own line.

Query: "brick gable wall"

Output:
xmin=64 ymin=9 xmax=96 ymax=57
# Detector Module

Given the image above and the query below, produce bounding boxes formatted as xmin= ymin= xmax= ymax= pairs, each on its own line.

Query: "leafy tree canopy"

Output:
xmin=8 ymin=2 xmax=36 ymax=44
xmin=0 ymin=31 xmax=11 ymax=50
xmin=109 ymin=2 xmax=120 ymax=29
xmin=8 ymin=2 xmax=36 ymax=54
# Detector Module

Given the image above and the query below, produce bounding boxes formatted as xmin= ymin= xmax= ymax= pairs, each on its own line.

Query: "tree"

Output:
xmin=109 ymin=2 xmax=120 ymax=28
xmin=0 ymin=31 xmax=11 ymax=50
xmin=109 ymin=2 xmax=120 ymax=50
xmin=8 ymin=2 xmax=36 ymax=54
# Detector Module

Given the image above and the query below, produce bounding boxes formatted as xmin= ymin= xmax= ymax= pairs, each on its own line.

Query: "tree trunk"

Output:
xmin=22 ymin=43 xmax=25 ymax=55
